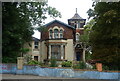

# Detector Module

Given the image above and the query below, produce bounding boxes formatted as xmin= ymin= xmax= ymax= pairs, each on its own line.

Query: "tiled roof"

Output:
xmin=44 ymin=20 xmax=75 ymax=29
xmin=70 ymin=13 xmax=83 ymax=19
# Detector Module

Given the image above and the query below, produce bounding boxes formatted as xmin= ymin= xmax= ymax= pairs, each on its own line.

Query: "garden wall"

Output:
xmin=0 ymin=64 xmax=119 ymax=79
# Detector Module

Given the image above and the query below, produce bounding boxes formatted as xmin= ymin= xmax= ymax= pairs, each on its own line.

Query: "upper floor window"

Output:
xmin=78 ymin=23 xmax=81 ymax=28
xmin=34 ymin=41 xmax=39 ymax=49
xmin=49 ymin=27 xmax=64 ymax=39
xmin=49 ymin=30 xmax=53 ymax=39
xmin=76 ymin=33 xmax=80 ymax=41
xmin=54 ymin=29 xmax=59 ymax=38
xmin=60 ymin=29 xmax=63 ymax=38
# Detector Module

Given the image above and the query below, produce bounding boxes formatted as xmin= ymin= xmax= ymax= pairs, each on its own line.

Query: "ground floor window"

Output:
xmin=34 ymin=56 xmax=38 ymax=61
xmin=51 ymin=45 xmax=61 ymax=59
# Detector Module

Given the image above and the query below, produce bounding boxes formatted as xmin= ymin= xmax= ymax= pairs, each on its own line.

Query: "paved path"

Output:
xmin=1 ymin=74 xmax=117 ymax=81
xmin=1 ymin=74 xmax=80 ymax=79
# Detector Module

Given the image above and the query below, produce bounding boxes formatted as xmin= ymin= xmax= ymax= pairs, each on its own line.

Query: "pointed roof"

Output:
xmin=70 ymin=8 xmax=83 ymax=19
xmin=45 ymin=20 xmax=75 ymax=29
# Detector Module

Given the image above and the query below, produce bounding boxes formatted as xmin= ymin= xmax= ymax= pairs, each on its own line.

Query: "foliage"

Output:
xmin=87 ymin=2 xmax=120 ymax=70
xmin=23 ymin=54 xmax=32 ymax=63
xmin=50 ymin=58 xmax=58 ymax=67
xmin=73 ymin=61 xmax=86 ymax=69
xmin=61 ymin=61 xmax=72 ymax=67
xmin=28 ymin=60 xmax=41 ymax=65
xmin=92 ymin=65 xmax=96 ymax=69
xmin=2 ymin=2 xmax=61 ymax=63
xmin=102 ymin=65 xmax=109 ymax=71
xmin=2 ymin=56 xmax=17 ymax=63
xmin=20 ymin=48 xmax=30 ymax=56
xmin=85 ymin=51 xmax=92 ymax=61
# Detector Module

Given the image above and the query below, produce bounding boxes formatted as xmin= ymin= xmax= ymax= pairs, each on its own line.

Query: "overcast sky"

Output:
xmin=33 ymin=0 xmax=93 ymax=39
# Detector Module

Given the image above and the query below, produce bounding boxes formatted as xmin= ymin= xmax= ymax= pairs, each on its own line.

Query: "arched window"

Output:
xmin=54 ymin=29 xmax=59 ymax=38
xmin=49 ymin=30 xmax=53 ymax=39
xmin=60 ymin=29 xmax=63 ymax=38
xmin=76 ymin=33 xmax=80 ymax=41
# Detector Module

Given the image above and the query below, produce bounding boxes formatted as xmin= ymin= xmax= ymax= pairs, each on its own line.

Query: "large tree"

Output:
xmin=88 ymin=2 xmax=120 ymax=70
xmin=2 ymin=2 xmax=61 ymax=63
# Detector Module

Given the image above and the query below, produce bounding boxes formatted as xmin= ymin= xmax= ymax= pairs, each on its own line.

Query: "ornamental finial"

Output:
xmin=76 ymin=8 xmax=77 ymax=13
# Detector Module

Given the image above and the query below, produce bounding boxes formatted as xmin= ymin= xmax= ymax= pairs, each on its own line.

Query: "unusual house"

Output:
xmin=40 ymin=10 xmax=86 ymax=62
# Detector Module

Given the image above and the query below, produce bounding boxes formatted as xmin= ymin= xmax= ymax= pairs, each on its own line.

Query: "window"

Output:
xmin=34 ymin=56 xmax=38 ymax=61
xmin=54 ymin=29 xmax=59 ymax=38
xmin=76 ymin=34 xmax=80 ymax=41
xmin=34 ymin=41 xmax=38 ymax=49
xmin=60 ymin=29 xmax=63 ymax=38
xmin=49 ymin=30 xmax=53 ymax=39
xmin=78 ymin=23 xmax=81 ymax=28
xmin=51 ymin=45 xmax=61 ymax=59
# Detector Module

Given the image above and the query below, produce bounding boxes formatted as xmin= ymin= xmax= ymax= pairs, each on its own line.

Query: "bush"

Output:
xmin=50 ymin=58 xmax=58 ymax=67
xmin=72 ymin=64 xmax=80 ymax=69
xmin=92 ymin=65 xmax=96 ymax=69
xmin=28 ymin=60 xmax=40 ymax=65
xmin=102 ymin=65 xmax=109 ymax=70
xmin=79 ymin=61 xmax=86 ymax=69
xmin=73 ymin=61 xmax=86 ymax=69
xmin=61 ymin=61 xmax=72 ymax=67
xmin=2 ymin=57 xmax=17 ymax=63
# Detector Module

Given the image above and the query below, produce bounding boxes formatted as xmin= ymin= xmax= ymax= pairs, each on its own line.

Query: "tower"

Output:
xmin=68 ymin=8 xmax=86 ymax=61
xmin=68 ymin=8 xmax=86 ymax=42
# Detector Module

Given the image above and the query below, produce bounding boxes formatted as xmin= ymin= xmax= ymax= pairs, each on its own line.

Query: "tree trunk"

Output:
xmin=83 ymin=48 xmax=86 ymax=63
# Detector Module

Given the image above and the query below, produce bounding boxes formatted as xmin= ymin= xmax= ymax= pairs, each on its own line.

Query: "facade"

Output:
xmin=25 ymin=10 xmax=86 ymax=62
xmin=24 ymin=37 xmax=40 ymax=61
xmin=40 ymin=10 xmax=86 ymax=62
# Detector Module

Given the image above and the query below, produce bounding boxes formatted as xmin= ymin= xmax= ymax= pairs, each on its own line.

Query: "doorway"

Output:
xmin=76 ymin=52 xmax=81 ymax=61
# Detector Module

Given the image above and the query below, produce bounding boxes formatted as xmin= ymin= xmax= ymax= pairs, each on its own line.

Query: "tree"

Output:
xmin=2 ymin=2 xmax=61 ymax=63
xmin=87 ymin=2 xmax=120 ymax=70
xmin=78 ymin=19 xmax=95 ymax=63
xmin=79 ymin=31 xmax=89 ymax=63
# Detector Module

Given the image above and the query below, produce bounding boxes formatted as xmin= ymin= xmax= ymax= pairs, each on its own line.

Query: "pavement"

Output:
xmin=1 ymin=74 xmax=80 ymax=79
xmin=0 ymin=74 xmax=118 ymax=81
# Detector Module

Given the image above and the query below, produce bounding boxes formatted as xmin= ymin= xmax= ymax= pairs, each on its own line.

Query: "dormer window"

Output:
xmin=54 ymin=29 xmax=59 ymax=38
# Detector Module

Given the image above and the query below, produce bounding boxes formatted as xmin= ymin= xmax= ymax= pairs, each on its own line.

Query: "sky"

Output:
xmin=32 ymin=0 xmax=93 ymax=39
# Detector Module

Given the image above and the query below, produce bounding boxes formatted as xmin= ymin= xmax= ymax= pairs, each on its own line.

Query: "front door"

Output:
xmin=76 ymin=52 xmax=81 ymax=61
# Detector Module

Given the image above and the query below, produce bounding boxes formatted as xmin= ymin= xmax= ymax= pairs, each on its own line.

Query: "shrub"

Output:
xmin=72 ymin=64 xmax=80 ymax=69
xmin=61 ymin=61 xmax=72 ymax=67
xmin=92 ymin=65 xmax=96 ymax=69
xmin=73 ymin=61 xmax=86 ymax=69
xmin=102 ymin=65 xmax=109 ymax=70
xmin=50 ymin=58 xmax=58 ymax=67
xmin=28 ymin=60 xmax=40 ymax=65
xmin=79 ymin=61 xmax=86 ymax=69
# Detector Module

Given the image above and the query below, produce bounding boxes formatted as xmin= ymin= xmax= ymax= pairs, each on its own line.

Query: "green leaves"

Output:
xmin=2 ymin=2 xmax=61 ymax=63
xmin=47 ymin=7 xmax=61 ymax=19
xmin=88 ymin=2 xmax=120 ymax=70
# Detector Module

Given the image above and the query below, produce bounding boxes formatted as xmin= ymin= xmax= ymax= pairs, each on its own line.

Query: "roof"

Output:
xmin=32 ymin=37 xmax=40 ymax=41
xmin=44 ymin=20 xmax=75 ymax=29
xmin=70 ymin=13 xmax=83 ymax=19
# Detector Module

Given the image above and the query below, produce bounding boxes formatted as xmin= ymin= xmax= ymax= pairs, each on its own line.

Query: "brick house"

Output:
xmin=39 ymin=10 xmax=86 ymax=62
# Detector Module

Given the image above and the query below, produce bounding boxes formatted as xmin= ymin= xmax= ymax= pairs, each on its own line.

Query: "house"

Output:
xmin=24 ymin=9 xmax=86 ymax=63
xmin=24 ymin=37 xmax=40 ymax=62
xmin=40 ymin=9 xmax=86 ymax=62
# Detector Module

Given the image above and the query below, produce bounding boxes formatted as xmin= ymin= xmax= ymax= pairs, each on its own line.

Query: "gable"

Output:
xmin=44 ymin=20 xmax=75 ymax=29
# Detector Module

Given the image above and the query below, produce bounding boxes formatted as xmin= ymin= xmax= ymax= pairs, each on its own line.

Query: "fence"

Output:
xmin=0 ymin=63 xmax=119 ymax=79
